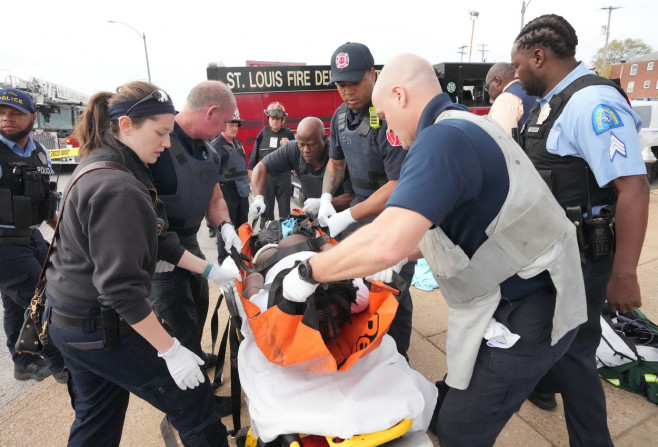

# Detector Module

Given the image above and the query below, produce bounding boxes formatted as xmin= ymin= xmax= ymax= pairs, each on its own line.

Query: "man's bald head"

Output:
xmin=485 ymin=63 xmax=516 ymax=101
xmin=296 ymin=116 xmax=325 ymax=141
xmin=372 ymin=53 xmax=442 ymax=149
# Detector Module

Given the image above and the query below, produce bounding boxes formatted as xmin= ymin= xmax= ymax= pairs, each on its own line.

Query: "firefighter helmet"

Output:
xmin=230 ymin=107 xmax=243 ymax=126
xmin=264 ymin=101 xmax=287 ymax=119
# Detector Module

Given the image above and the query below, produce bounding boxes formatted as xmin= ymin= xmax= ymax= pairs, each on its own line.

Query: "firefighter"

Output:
xmin=148 ymin=81 xmax=242 ymax=364
xmin=209 ymin=107 xmax=250 ymax=263
xmin=318 ymin=42 xmax=414 ymax=357
xmin=249 ymin=101 xmax=295 ymax=228
xmin=249 ymin=116 xmax=354 ymax=219
xmin=0 ymin=88 xmax=67 ymax=383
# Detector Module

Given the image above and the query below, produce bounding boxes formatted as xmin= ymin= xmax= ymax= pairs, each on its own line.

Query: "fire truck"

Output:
xmin=206 ymin=61 xmax=493 ymax=156
xmin=2 ymin=76 xmax=88 ymax=164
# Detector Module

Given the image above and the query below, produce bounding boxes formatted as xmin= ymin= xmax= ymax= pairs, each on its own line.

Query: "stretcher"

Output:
xmin=220 ymin=215 xmax=434 ymax=447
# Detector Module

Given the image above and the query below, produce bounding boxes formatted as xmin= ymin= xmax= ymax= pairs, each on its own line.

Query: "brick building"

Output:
xmin=610 ymin=51 xmax=658 ymax=99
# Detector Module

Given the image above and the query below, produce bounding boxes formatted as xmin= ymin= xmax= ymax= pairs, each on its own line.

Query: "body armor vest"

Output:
xmin=0 ymin=141 xmax=57 ymax=231
xmin=217 ymin=136 xmax=250 ymax=198
xmin=419 ymin=111 xmax=586 ymax=390
xmin=522 ymin=75 xmax=627 ymax=211
xmin=336 ymin=104 xmax=388 ymax=200
xmin=296 ymin=149 xmax=327 ymax=199
xmin=258 ymin=127 xmax=290 ymax=159
xmin=159 ymin=135 xmax=219 ymax=232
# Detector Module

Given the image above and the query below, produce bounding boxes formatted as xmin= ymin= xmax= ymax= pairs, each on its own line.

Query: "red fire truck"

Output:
xmin=206 ymin=61 xmax=493 ymax=156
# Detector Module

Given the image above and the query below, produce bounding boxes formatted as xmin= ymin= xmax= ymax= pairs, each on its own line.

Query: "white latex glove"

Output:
xmin=249 ymin=195 xmax=266 ymax=218
xmin=365 ymin=258 xmax=408 ymax=283
xmin=220 ymin=223 xmax=242 ymax=253
xmin=206 ymin=262 xmax=240 ymax=285
xmin=317 ymin=193 xmax=336 ymax=227
xmin=302 ymin=197 xmax=322 ymax=217
xmin=155 ymin=261 xmax=175 ymax=273
xmin=327 ymin=208 xmax=356 ymax=238
xmin=158 ymin=338 xmax=205 ymax=390
xmin=282 ymin=264 xmax=320 ymax=303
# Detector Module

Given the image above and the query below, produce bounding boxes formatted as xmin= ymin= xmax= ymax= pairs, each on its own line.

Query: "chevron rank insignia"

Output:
xmin=609 ymin=133 xmax=627 ymax=162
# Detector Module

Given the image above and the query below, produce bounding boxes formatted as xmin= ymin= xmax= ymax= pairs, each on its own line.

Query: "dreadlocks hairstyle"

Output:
xmin=314 ymin=281 xmax=358 ymax=343
xmin=514 ymin=14 xmax=578 ymax=59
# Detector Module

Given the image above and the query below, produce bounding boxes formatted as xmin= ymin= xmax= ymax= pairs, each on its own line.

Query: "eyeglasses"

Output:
xmin=484 ymin=77 xmax=498 ymax=93
xmin=126 ymin=89 xmax=170 ymax=116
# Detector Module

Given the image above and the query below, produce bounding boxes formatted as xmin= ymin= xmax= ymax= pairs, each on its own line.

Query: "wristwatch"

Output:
xmin=297 ymin=259 xmax=319 ymax=285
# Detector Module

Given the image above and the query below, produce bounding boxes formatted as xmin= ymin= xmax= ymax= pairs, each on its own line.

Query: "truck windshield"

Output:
xmin=35 ymin=106 xmax=74 ymax=131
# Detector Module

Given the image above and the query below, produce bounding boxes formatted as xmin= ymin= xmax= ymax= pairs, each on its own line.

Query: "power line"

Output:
xmin=457 ymin=45 xmax=468 ymax=62
xmin=477 ymin=44 xmax=489 ymax=62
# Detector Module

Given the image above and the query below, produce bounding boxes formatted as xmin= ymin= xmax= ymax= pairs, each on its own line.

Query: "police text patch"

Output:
xmin=592 ymin=104 xmax=623 ymax=135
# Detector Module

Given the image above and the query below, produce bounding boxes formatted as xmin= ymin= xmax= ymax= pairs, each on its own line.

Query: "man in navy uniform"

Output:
xmin=0 ymin=88 xmax=67 ymax=382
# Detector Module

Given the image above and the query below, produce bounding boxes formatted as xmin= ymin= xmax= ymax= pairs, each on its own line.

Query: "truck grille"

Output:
xmin=32 ymin=132 xmax=59 ymax=149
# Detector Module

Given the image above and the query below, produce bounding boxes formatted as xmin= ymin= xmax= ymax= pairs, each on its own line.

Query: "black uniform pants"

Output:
xmin=435 ymin=289 xmax=577 ymax=446
xmin=216 ymin=183 xmax=249 ymax=264
xmin=260 ymin=171 xmax=291 ymax=229
xmin=0 ymin=231 xmax=64 ymax=371
xmin=532 ymin=253 xmax=614 ymax=447
xmin=47 ymin=305 xmax=228 ymax=447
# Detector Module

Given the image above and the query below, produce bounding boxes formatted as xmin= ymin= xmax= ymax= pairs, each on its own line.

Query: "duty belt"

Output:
xmin=0 ymin=227 xmax=35 ymax=245
xmin=49 ymin=308 xmax=130 ymax=334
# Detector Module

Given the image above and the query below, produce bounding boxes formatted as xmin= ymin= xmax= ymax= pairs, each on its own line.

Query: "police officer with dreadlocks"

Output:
xmin=512 ymin=14 xmax=649 ymax=445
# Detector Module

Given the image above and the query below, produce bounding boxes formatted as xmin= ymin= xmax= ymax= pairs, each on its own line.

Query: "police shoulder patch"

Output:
xmin=592 ymin=104 xmax=624 ymax=135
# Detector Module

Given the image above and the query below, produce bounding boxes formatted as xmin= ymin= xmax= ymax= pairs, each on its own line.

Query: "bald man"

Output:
xmin=485 ymin=62 xmax=538 ymax=138
xmin=250 ymin=117 xmax=354 ymax=218
xmin=280 ymin=53 xmax=587 ymax=446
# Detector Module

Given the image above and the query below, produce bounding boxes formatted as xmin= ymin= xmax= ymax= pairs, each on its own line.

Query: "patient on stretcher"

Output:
xmin=235 ymin=245 xmax=437 ymax=443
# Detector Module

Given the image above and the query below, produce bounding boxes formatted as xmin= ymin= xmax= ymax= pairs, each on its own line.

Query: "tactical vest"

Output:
xmin=159 ymin=134 xmax=219 ymax=233
xmin=217 ymin=136 xmax=250 ymax=198
xmin=296 ymin=148 xmax=327 ymax=199
xmin=419 ymin=111 xmax=586 ymax=390
xmin=258 ymin=127 xmax=290 ymax=159
xmin=522 ymin=75 xmax=628 ymax=211
xmin=506 ymin=81 xmax=537 ymax=131
xmin=336 ymin=104 xmax=388 ymax=200
xmin=0 ymin=141 xmax=57 ymax=232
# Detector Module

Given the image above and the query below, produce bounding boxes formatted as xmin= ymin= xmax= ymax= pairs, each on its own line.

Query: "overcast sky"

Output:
xmin=2 ymin=0 xmax=656 ymax=107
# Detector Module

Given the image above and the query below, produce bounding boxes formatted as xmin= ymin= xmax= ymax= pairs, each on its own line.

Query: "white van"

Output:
xmin=631 ymin=99 xmax=658 ymax=182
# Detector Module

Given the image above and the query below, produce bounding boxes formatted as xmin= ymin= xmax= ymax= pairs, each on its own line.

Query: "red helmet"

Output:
xmin=264 ymin=101 xmax=287 ymax=119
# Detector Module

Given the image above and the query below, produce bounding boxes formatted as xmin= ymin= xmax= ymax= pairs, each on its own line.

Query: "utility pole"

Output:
xmin=457 ymin=45 xmax=468 ymax=62
xmin=468 ymin=11 xmax=479 ymax=62
xmin=601 ymin=6 xmax=621 ymax=77
xmin=520 ymin=0 xmax=533 ymax=30
xmin=477 ymin=44 xmax=489 ymax=62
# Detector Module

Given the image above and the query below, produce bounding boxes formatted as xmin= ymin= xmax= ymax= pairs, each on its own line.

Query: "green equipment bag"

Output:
xmin=596 ymin=307 xmax=658 ymax=404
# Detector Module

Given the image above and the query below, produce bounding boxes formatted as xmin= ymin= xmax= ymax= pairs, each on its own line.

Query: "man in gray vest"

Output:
xmin=149 ymin=81 xmax=242 ymax=364
xmin=485 ymin=62 xmax=538 ymax=139
xmin=0 ymin=88 xmax=67 ymax=383
xmin=280 ymin=53 xmax=587 ymax=447
xmin=249 ymin=117 xmax=354 ymax=219
xmin=210 ymin=107 xmax=250 ymax=263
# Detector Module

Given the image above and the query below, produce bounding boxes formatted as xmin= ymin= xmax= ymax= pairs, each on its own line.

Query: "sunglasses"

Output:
xmin=126 ymin=89 xmax=170 ymax=116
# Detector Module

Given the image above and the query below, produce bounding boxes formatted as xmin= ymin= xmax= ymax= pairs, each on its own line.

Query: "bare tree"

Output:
xmin=591 ymin=38 xmax=652 ymax=77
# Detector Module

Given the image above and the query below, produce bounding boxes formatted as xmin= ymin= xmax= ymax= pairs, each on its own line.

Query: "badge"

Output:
xmin=446 ymin=82 xmax=456 ymax=94
xmin=592 ymin=104 xmax=623 ymax=135
xmin=37 ymin=151 xmax=48 ymax=164
xmin=386 ymin=129 xmax=402 ymax=147
xmin=335 ymin=52 xmax=350 ymax=69
xmin=609 ymin=132 xmax=627 ymax=162
xmin=536 ymin=103 xmax=551 ymax=126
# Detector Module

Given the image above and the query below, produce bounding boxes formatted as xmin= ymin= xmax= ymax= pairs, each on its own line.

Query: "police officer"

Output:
xmin=148 ymin=81 xmax=242 ymax=363
xmin=210 ymin=107 xmax=250 ymax=262
xmin=318 ymin=42 xmax=413 ymax=357
xmin=280 ymin=53 xmax=587 ymax=446
xmin=512 ymin=15 xmax=649 ymax=445
xmin=249 ymin=102 xmax=295 ymax=228
xmin=0 ymin=88 xmax=66 ymax=383
xmin=485 ymin=62 xmax=538 ymax=139
xmin=249 ymin=117 xmax=354 ymax=219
